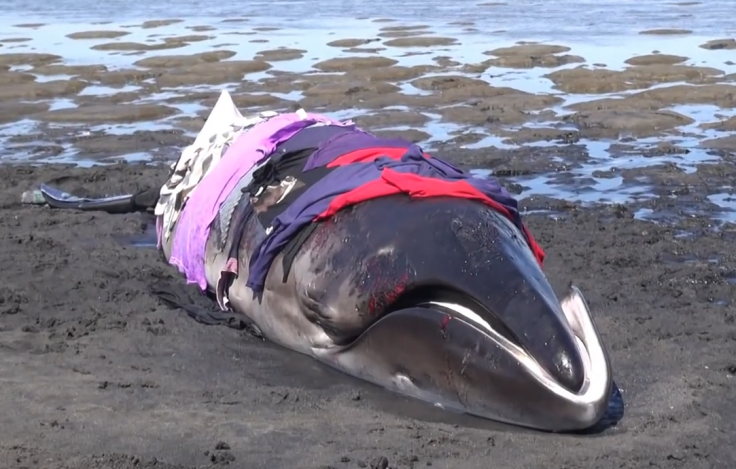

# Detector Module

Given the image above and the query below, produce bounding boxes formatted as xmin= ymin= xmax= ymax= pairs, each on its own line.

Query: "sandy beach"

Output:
xmin=1 ymin=1 xmax=736 ymax=467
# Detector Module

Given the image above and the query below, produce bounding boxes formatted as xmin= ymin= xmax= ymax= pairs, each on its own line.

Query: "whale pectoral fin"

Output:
xmin=149 ymin=277 xmax=263 ymax=338
xmin=40 ymin=184 xmax=157 ymax=214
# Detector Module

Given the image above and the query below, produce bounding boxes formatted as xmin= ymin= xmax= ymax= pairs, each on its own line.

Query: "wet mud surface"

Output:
xmin=1 ymin=7 xmax=736 ymax=468
xmin=0 ymin=18 xmax=734 ymax=209
xmin=2 ymin=162 xmax=736 ymax=469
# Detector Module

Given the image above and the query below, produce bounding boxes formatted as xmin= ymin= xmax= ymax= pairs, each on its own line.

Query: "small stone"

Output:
xmin=370 ymin=456 xmax=389 ymax=469
xmin=21 ymin=190 xmax=45 ymax=205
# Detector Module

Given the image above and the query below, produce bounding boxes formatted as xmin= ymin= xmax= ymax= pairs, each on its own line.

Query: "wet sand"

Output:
xmin=3 ymin=162 xmax=736 ymax=469
xmin=1 ymin=7 xmax=736 ymax=469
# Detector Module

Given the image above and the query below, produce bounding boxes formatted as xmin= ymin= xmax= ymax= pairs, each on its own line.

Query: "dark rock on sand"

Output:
xmin=411 ymin=75 xmax=488 ymax=91
xmin=7 ymin=128 xmax=191 ymax=159
xmin=698 ymin=135 xmax=736 ymax=150
xmin=30 ymin=64 xmax=108 ymax=76
xmin=633 ymin=84 xmax=736 ymax=106
xmin=162 ymin=34 xmax=212 ymax=43
xmin=0 ymin=53 xmax=61 ymax=66
xmin=699 ymin=38 xmax=736 ymax=50
xmin=372 ymin=128 xmax=431 ymax=142
xmin=299 ymin=91 xmax=437 ymax=113
xmin=383 ymin=37 xmax=458 ymax=47
xmin=545 ymin=65 xmax=724 ymax=93
xmin=566 ymin=96 xmax=663 ymax=112
xmin=153 ymin=61 xmax=271 ymax=87
xmin=91 ymin=41 xmax=188 ymax=52
xmin=0 ymin=37 xmax=32 ymax=43
xmin=484 ymin=54 xmax=585 ymax=69
xmin=353 ymin=110 xmax=430 ymax=129
xmin=433 ymin=56 xmax=461 ymax=67
xmin=302 ymin=80 xmax=400 ymax=98
xmin=344 ymin=47 xmax=386 ymax=54
xmin=0 ymin=79 xmax=87 ymax=100
xmin=474 ymin=44 xmax=586 ymax=69
xmin=188 ymin=25 xmax=217 ymax=32
xmin=312 ymin=56 xmax=398 ymax=72
xmin=0 ymin=71 xmax=36 ymax=86
xmin=170 ymin=115 xmax=207 ymax=132
xmin=639 ymin=28 xmax=692 ymax=35
xmin=134 ymin=51 xmax=236 ymax=68
xmin=66 ymin=30 xmax=130 ymax=39
xmin=485 ymin=44 xmax=571 ymax=56
xmin=38 ymin=104 xmax=179 ymax=124
xmin=81 ymin=69 xmax=157 ymax=86
xmin=409 ymin=75 xmax=540 ymax=105
xmin=0 ymin=101 xmax=50 ymax=123
xmin=201 ymin=93 xmax=287 ymax=110
xmin=254 ymin=48 xmax=307 ymax=61
xmin=700 ymin=116 xmax=736 ymax=131
xmin=326 ymin=38 xmax=379 ymax=48
xmin=11 ymin=22 xmax=46 ymax=28
xmin=494 ymin=127 xmax=580 ymax=145
xmin=437 ymin=104 xmax=536 ymax=126
xmin=378 ymin=30 xmax=433 ymax=38
xmin=352 ymin=65 xmax=437 ymax=82
xmin=140 ymin=19 xmax=184 ymax=29
xmin=479 ymin=91 xmax=563 ymax=111
xmin=74 ymin=91 xmax=145 ymax=106
xmin=379 ymin=24 xmax=430 ymax=32
xmin=562 ymin=109 xmax=694 ymax=138
xmin=624 ymin=54 xmax=689 ymax=66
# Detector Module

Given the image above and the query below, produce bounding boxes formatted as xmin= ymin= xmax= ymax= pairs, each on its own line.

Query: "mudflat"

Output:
xmin=1 ymin=18 xmax=735 ymax=168
xmin=1 ymin=6 xmax=736 ymax=469
xmin=1 ymin=159 xmax=735 ymax=469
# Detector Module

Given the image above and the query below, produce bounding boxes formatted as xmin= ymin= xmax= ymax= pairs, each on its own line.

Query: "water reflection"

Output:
xmin=1 ymin=4 xmax=735 ymax=211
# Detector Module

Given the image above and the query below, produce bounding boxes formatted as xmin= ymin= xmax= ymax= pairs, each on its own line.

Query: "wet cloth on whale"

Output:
xmin=247 ymin=149 xmax=335 ymax=226
xmin=270 ymin=124 xmax=357 ymax=159
xmin=169 ymin=110 xmax=354 ymax=290
xmin=216 ymin=148 xmax=338 ymax=309
xmin=212 ymin=158 xmax=270 ymax=251
xmin=243 ymin=128 xmax=423 ymax=228
xmin=212 ymin=124 xmax=345 ymax=251
xmin=303 ymin=129 xmax=419 ymax=171
xmin=245 ymin=144 xmax=544 ymax=292
xmin=155 ymin=90 xmax=278 ymax=247
xmin=215 ymin=125 xmax=362 ymax=309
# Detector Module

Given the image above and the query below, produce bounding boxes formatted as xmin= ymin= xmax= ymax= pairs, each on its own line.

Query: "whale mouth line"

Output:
xmin=381 ymin=286 xmax=609 ymax=405
xmin=429 ymin=289 xmax=610 ymax=408
xmin=381 ymin=285 xmax=527 ymax=350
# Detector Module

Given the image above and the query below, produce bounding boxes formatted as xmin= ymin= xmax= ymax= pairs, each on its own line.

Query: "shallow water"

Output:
xmin=5 ymin=0 xmax=736 ymax=37
xmin=1 ymin=0 xmax=736 ymax=212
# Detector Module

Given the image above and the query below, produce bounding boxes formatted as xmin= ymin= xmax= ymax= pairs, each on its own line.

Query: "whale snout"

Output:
xmin=324 ymin=285 xmax=615 ymax=432
xmin=493 ymin=280 xmax=586 ymax=395
xmin=294 ymin=195 xmax=621 ymax=432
